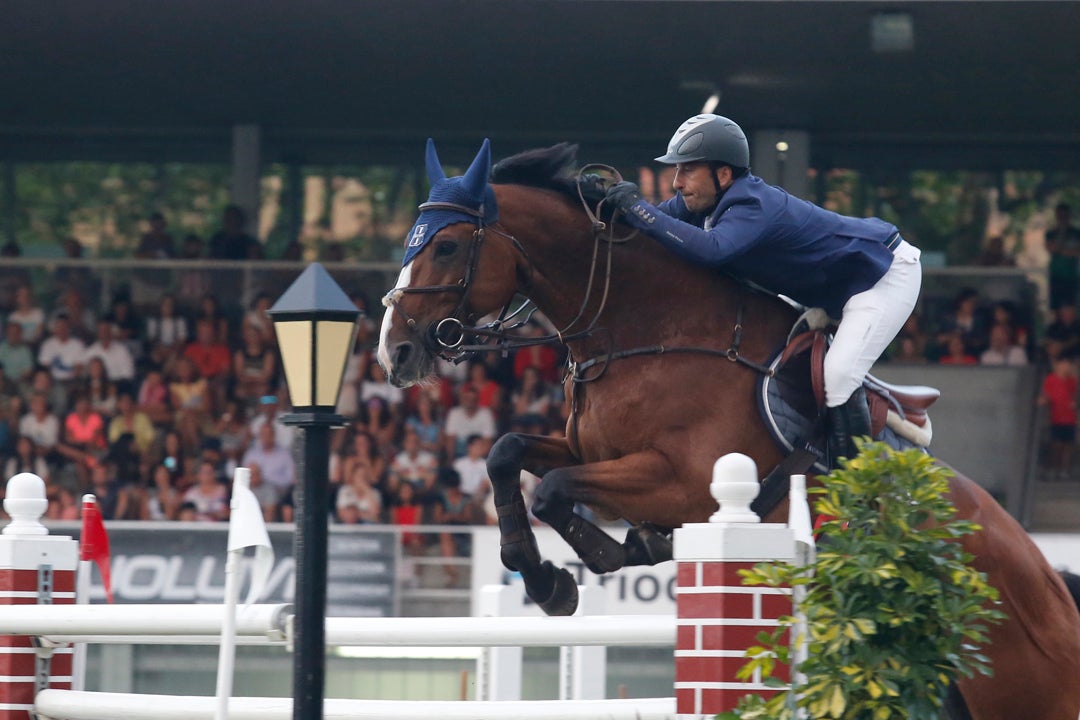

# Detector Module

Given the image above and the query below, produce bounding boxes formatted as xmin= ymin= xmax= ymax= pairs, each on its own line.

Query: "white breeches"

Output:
xmin=824 ymin=239 xmax=922 ymax=407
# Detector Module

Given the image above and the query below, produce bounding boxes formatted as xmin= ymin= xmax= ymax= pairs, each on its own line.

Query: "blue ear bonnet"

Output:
xmin=402 ymin=138 xmax=498 ymax=266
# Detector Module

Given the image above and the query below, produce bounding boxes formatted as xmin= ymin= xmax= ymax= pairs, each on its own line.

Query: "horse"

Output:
xmin=377 ymin=138 xmax=1080 ymax=720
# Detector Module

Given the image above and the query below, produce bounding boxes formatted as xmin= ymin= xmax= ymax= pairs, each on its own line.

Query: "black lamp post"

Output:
xmin=268 ymin=263 xmax=358 ymax=720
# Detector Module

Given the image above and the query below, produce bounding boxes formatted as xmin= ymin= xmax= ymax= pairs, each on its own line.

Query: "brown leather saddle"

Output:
xmin=778 ymin=330 xmax=939 ymax=437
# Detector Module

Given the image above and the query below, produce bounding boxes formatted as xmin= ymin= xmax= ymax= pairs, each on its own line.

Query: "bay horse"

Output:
xmin=378 ymin=139 xmax=1080 ymax=719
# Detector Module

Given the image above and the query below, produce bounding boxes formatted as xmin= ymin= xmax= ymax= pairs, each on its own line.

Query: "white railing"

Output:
xmin=34 ymin=690 xmax=676 ymax=720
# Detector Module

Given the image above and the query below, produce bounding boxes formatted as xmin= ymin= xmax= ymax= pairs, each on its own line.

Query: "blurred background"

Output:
xmin=2 ymin=0 xmax=1080 ymax=701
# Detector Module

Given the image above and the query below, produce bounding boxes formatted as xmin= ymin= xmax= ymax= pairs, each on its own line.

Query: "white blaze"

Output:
xmin=377 ymin=262 xmax=412 ymax=372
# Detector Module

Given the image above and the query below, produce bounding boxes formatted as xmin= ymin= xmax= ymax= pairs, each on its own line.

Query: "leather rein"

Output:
xmin=381 ymin=168 xmax=775 ymax=382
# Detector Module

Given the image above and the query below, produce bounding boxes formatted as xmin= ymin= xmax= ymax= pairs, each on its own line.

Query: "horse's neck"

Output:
xmin=498 ymin=189 xmax=792 ymax=360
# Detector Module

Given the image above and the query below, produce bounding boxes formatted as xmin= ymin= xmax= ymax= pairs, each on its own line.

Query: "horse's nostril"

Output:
xmin=394 ymin=341 xmax=413 ymax=368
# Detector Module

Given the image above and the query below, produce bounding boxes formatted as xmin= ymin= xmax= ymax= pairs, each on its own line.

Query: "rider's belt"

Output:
xmin=884 ymin=231 xmax=902 ymax=252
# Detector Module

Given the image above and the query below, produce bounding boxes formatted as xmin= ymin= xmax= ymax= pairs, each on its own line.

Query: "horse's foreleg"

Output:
xmin=533 ymin=451 xmax=679 ymax=575
xmin=487 ymin=433 xmax=582 ymax=615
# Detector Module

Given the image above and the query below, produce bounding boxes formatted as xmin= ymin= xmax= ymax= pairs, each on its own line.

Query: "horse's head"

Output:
xmin=378 ymin=139 xmax=524 ymax=386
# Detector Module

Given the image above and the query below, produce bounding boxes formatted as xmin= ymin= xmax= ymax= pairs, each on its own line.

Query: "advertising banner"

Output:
xmin=50 ymin=522 xmax=398 ymax=617
xmin=470 ymin=525 xmax=677 ymax=616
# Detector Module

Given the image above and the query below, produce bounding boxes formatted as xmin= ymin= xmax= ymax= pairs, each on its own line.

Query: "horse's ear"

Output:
xmin=425 ymin=138 xmax=446 ymax=185
xmin=461 ymin=138 xmax=492 ymax=200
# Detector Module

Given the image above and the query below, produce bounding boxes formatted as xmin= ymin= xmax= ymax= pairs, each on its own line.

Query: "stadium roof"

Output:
xmin=2 ymin=1 xmax=1078 ymax=169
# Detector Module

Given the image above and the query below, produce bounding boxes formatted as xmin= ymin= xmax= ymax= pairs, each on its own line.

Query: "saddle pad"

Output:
xmin=756 ymin=345 xmax=922 ymax=473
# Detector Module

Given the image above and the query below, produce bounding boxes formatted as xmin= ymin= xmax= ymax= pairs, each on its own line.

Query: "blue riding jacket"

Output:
xmin=621 ymin=174 xmax=899 ymax=318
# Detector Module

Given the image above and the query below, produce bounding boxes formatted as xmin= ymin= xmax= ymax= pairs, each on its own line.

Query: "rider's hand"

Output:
xmin=604 ymin=181 xmax=643 ymax=213
xmin=577 ymin=173 xmax=608 ymax=203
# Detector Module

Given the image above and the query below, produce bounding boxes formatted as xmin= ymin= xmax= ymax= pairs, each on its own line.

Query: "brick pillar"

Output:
xmin=673 ymin=453 xmax=794 ymax=718
xmin=0 ymin=473 xmax=79 ymax=720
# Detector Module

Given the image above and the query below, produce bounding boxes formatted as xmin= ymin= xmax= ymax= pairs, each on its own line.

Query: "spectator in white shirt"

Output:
xmin=360 ymin=361 xmax=405 ymax=413
xmin=19 ymin=392 xmax=60 ymax=457
xmin=241 ymin=422 xmax=296 ymax=501
xmin=248 ymin=394 xmax=296 ymax=451
xmin=979 ymin=324 xmax=1028 ymax=367
xmin=37 ymin=315 xmax=86 ymax=384
xmin=7 ymin=285 xmax=46 ymax=346
xmin=444 ymin=386 xmax=496 ymax=459
xmin=452 ymin=434 xmax=492 ymax=496
xmin=389 ymin=426 xmax=438 ymax=488
xmin=82 ymin=320 xmax=135 ymax=383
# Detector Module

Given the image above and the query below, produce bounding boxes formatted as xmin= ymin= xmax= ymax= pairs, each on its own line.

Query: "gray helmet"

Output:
xmin=655 ymin=114 xmax=750 ymax=168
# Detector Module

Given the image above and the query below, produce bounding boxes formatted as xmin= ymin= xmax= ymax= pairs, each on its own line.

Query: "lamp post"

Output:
xmin=268 ymin=263 xmax=358 ymax=720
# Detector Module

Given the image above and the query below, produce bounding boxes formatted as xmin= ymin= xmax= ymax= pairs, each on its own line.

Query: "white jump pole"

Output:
xmin=0 ymin=603 xmax=290 ymax=638
xmin=35 ymin=690 xmax=677 ymax=720
xmin=324 ymin=612 xmax=673 ymax=647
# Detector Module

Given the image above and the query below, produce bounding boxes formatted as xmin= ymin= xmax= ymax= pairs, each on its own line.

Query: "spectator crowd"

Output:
xmin=2 ymin=200 xmax=1080 ymax=536
xmin=0 ymin=266 xmax=570 ymax=558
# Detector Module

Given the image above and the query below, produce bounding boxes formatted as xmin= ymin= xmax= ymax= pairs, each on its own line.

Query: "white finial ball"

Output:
xmin=7 ymin=472 xmax=46 ymax=500
xmin=3 ymin=473 xmax=49 ymax=536
xmin=709 ymin=453 xmax=762 ymax=524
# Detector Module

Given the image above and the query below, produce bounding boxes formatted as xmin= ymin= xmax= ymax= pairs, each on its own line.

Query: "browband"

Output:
xmin=417 ymin=201 xmax=486 ymax=219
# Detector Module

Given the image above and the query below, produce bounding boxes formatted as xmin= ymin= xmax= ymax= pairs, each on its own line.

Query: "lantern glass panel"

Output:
xmin=315 ymin=320 xmax=356 ymax=407
xmin=274 ymin=320 xmax=313 ymax=407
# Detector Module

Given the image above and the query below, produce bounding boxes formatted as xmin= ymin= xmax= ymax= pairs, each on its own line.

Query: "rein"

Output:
xmin=385 ymin=168 xmax=776 ymax=387
xmin=567 ymin=285 xmax=775 ymax=383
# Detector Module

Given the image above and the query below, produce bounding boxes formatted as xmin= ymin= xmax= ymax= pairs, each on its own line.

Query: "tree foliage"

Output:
xmin=718 ymin=441 xmax=1005 ymax=720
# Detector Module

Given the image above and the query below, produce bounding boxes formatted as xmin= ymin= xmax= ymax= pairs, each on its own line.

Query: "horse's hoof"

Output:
xmin=583 ymin=546 xmax=625 ymax=575
xmin=536 ymin=564 xmax=579 ymax=616
xmin=624 ymin=524 xmax=673 ymax=566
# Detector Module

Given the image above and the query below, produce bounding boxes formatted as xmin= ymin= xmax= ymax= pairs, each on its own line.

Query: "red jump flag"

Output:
xmin=80 ymin=495 xmax=113 ymax=603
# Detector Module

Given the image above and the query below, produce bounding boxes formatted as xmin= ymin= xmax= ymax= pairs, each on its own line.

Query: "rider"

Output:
xmin=600 ymin=114 xmax=922 ymax=463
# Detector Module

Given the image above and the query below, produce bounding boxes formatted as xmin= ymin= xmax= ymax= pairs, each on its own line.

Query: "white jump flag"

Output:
xmin=214 ymin=467 xmax=274 ymax=720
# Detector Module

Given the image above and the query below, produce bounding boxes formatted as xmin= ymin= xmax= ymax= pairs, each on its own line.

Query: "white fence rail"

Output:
xmin=321 ymin=613 xmax=674 ymax=647
xmin=35 ymin=690 xmax=677 ymax=720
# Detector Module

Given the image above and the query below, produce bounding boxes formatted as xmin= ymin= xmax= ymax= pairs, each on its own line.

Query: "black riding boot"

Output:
xmin=827 ymin=386 xmax=872 ymax=466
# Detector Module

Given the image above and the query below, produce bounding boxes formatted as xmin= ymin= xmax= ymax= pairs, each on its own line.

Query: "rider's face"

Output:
xmin=672 ymin=162 xmax=727 ymax=213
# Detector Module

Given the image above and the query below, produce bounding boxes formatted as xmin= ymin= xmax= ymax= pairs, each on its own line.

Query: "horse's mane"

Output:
xmin=490 ymin=143 xmax=580 ymax=196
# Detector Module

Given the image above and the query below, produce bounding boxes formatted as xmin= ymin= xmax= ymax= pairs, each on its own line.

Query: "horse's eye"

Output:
xmin=434 ymin=241 xmax=458 ymax=259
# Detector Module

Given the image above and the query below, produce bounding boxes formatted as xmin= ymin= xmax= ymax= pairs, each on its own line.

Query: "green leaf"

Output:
xmin=828 ymin=684 xmax=847 ymax=717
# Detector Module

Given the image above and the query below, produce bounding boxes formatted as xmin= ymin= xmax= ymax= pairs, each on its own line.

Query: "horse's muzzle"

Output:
xmin=384 ymin=338 xmax=421 ymax=388
xmin=382 ymin=339 xmax=433 ymax=387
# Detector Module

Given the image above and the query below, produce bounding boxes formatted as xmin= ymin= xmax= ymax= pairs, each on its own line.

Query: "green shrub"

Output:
xmin=718 ymin=440 xmax=1005 ymax=720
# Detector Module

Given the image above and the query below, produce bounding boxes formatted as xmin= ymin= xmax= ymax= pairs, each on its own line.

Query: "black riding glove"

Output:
xmin=604 ymin=181 xmax=643 ymax=213
xmin=577 ymin=173 xmax=609 ymax=203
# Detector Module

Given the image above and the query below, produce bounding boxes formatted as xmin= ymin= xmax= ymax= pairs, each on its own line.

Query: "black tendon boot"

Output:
xmin=827 ymin=386 xmax=872 ymax=466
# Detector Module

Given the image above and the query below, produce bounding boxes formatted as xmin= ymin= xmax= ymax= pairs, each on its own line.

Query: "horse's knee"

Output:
xmin=532 ymin=468 xmax=574 ymax=527
xmin=487 ymin=434 xmax=526 ymax=482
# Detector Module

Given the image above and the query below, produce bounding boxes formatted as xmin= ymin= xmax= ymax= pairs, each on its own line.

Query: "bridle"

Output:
xmin=380 ymin=199 xmax=543 ymax=361
xmin=380 ymin=167 xmax=630 ymax=363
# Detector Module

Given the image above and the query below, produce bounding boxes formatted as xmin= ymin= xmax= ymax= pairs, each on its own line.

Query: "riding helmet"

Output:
xmin=655 ymin=114 xmax=750 ymax=168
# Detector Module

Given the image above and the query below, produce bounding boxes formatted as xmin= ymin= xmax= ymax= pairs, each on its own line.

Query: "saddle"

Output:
xmin=757 ymin=324 xmax=939 ymax=477
xmin=778 ymin=329 xmax=939 ymax=447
